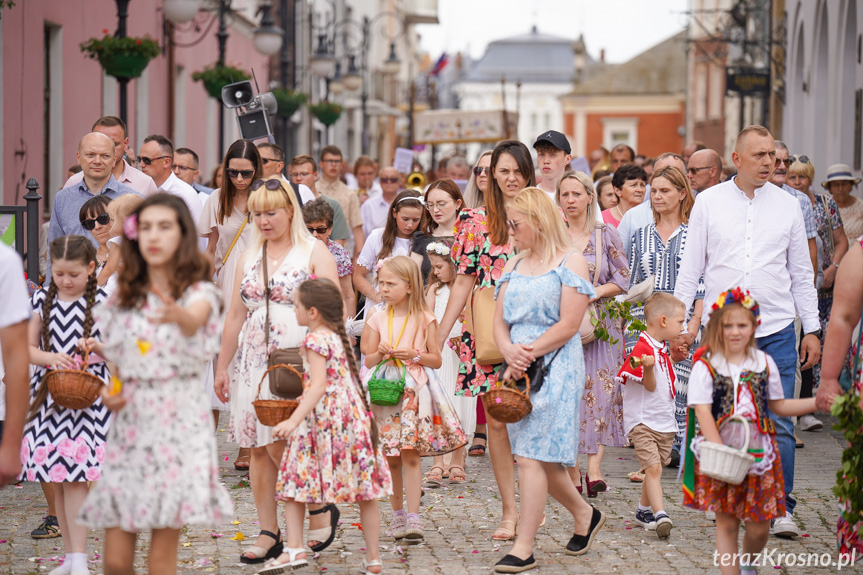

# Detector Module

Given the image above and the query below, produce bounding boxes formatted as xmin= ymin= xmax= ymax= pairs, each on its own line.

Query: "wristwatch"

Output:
xmin=805 ymin=329 xmax=822 ymax=339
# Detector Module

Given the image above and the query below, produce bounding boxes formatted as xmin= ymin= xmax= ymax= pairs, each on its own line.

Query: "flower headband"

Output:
xmin=123 ymin=214 xmax=138 ymax=241
xmin=711 ymin=287 xmax=761 ymax=325
xmin=426 ymin=241 xmax=451 ymax=257
xmin=375 ymin=257 xmax=392 ymax=272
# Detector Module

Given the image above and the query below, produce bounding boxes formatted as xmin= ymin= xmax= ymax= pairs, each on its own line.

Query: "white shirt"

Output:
xmin=619 ymin=332 xmax=677 ymax=434
xmin=674 ymin=178 xmax=819 ymax=337
xmin=0 ymin=245 xmax=32 ymax=420
xmin=65 ymin=160 xmax=159 ymax=197
xmin=159 ymin=171 xmax=203 ymax=224
xmin=617 ymin=200 xmax=654 ymax=260
xmin=356 ymin=228 xmax=412 ymax=316
xmin=360 ymin=194 xmax=394 ymax=236
xmin=279 ymin=175 xmax=315 ymax=205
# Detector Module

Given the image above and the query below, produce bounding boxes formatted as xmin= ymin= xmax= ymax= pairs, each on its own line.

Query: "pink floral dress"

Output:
xmin=276 ymin=330 xmax=392 ymax=503
xmin=451 ymin=207 xmax=514 ymax=397
xmin=78 ymin=282 xmax=233 ymax=531
xmin=228 ymin=240 xmax=314 ymax=447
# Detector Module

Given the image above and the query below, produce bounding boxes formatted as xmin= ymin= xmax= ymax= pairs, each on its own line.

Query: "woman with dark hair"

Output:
xmin=410 ymin=178 xmax=465 ymax=280
xmin=198 ymin=139 xmax=263 ymax=471
xmin=437 ymin=139 xmax=536 ymax=542
xmin=79 ymin=195 xmax=113 ymax=268
xmin=601 ymin=164 xmax=647 ymax=227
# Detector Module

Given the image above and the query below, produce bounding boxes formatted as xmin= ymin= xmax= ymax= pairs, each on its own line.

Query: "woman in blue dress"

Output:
xmin=491 ymin=187 xmax=605 ymax=573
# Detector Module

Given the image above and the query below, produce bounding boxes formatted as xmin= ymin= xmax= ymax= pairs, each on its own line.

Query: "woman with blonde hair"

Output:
xmin=462 ymin=151 xmax=492 ymax=210
xmin=492 ymin=187 xmax=605 ymax=572
xmin=626 ymin=165 xmax=704 ymax=468
xmin=556 ymin=171 xmax=630 ymax=496
xmin=214 ymin=175 xmax=340 ymax=565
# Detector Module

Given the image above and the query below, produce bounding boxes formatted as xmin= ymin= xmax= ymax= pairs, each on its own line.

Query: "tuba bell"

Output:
xmin=406 ymin=171 xmax=426 ymax=192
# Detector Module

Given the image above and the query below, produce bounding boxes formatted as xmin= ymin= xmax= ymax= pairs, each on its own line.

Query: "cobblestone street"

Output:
xmin=0 ymin=417 xmax=854 ymax=574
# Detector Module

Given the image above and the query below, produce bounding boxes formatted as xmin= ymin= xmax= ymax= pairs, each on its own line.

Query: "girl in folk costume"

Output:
xmin=423 ymin=239 xmax=477 ymax=487
xmin=262 ymin=279 xmax=392 ymax=575
xmin=360 ymin=256 xmax=467 ymax=544
xmin=682 ymin=288 xmax=819 ymax=575
xmin=22 ymin=235 xmax=111 ymax=575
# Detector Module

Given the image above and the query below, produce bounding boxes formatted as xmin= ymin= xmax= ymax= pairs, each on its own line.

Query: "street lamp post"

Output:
xmin=114 ymin=0 xmax=131 ymax=126
xmin=216 ymin=0 xmax=231 ymax=157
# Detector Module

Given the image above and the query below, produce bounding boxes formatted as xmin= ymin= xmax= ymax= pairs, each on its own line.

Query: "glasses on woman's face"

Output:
xmin=81 ymin=213 xmax=110 ymax=231
xmin=251 ymin=179 xmax=283 ymax=191
xmin=226 ymin=168 xmax=256 ymax=180
xmin=306 ymin=226 xmax=330 ymax=235
xmin=473 ymin=166 xmax=489 ymax=176
xmin=505 ymin=219 xmax=525 ymax=232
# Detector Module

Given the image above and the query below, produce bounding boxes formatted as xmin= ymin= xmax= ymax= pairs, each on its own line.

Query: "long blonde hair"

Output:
xmin=463 ymin=150 xmax=492 ymax=209
xmin=509 ymin=187 xmax=571 ymax=265
xmin=247 ymin=175 xmax=314 ymax=252
xmin=379 ymin=256 xmax=429 ymax=319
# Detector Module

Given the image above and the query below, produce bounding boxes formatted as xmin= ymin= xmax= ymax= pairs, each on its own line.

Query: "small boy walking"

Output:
xmin=617 ymin=293 xmax=687 ymax=539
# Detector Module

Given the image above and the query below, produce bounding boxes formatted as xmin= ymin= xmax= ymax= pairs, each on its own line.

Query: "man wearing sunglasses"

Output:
xmin=48 ymin=133 xmax=141 ymax=260
xmin=139 ymin=135 xmax=203 ymax=227
xmin=360 ymin=166 xmax=402 ymax=236
xmin=62 ymin=116 xmax=158 ymax=198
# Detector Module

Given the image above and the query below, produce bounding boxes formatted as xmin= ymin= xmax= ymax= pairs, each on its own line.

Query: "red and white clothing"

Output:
xmin=617 ymin=331 xmax=676 ymax=435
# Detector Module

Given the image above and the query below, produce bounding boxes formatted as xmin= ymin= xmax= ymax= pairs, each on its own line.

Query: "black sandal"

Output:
xmin=308 ymin=503 xmax=340 ymax=552
xmin=239 ymin=529 xmax=283 ymax=564
xmin=468 ymin=432 xmax=487 ymax=456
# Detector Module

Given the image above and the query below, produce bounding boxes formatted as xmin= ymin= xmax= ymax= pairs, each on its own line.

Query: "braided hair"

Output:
xmin=296 ymin=278 xmax=379 ymax=451
xmin=30 ymin=236 xmax=98 ymax=421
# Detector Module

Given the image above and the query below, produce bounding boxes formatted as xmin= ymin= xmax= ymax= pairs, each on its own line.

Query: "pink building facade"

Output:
xmin=1 ymin=0 xmax=271 ymax=211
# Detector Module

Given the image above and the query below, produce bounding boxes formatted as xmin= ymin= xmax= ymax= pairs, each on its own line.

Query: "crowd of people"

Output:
xmin=0 ymin=116 xmax=861 ymax=575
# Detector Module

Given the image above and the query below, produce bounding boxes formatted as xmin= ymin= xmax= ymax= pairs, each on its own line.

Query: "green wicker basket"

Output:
xmin=367 ymin=362 xmax=406 ymax=406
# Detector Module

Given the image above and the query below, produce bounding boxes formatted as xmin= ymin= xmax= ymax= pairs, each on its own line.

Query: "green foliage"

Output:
xmin=192 ymin=63 xmax=251 ymax=99
xmin=832 ymin=389 xmax=863 ymax=526
xmin=308 ymin=101 xmax=344 ymax=126
xmin=592 ymin=299 xmax=646 ymax=345
xmin=272 ymin=89 xmax=308 ymax=118
xmin=80 ymin=34 xmax=160 ymax=60
xmin=0 ymin=0 xmax=14 ymax=17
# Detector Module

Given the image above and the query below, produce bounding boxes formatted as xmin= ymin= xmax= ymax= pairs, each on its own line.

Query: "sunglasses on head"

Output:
xmin=81 ymin=213 xmax=110 ymax=230
xmin=137 ymin=155 xmax=171 ymax=166
xmin=251 ymin=179 xmax=284 ymax=191
xmin=794 ymin=155 xmax=810 ymax=164
xmin=380 ymin=177 xmax=399 ymax=184
xmin=307 ymin=226 xmax=330 ymax=235
xmin=227 ymin=168 xmax=256 ymax=180
xmin=473 ymin=166 xmax=489 ymax=176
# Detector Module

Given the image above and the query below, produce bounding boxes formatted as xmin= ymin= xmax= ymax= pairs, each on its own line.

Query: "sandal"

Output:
xmin=234 ymin=447 xmax=251 ymax=471
xmin=491 ymin=516 xmax=519 ymax=541
xmin=442 ymin=467 xmax=450 ymax=479
xmin=424 ymin=466 xmax=444 ymax=487
xmin=240 ymin=529 xmax=283 ymax=564
xmin=628 ymin=471 xmax=644 ymax=483
xmin=468 ymin=433 xmax=487 ymax=456
xmin=448 ymin=465 xmax=467 ymax=484
xmin=307 ymin=503 xmax=340 ymax=552
xmin=256 ymin=547 xmax=307 ymax=574
xmin=360 ymin=557 xmax=383 ymax=574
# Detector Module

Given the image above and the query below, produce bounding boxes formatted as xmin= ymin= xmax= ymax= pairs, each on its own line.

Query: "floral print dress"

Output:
xmin=451 ymin=207 xmax=514 ymax=397
xmin=812 ymin=192 xmax=844 ymax=384
xmin=276 ymin=330 xmax=392 ymax=503
xmin=78 ymin=282 xmax=233 ymax=531
xmin=229 ymin=240 xmax=314 ymax=448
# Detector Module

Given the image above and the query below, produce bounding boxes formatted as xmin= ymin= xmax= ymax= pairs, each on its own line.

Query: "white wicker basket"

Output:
xmin=699 ymin=414 xmax=756 ymax=485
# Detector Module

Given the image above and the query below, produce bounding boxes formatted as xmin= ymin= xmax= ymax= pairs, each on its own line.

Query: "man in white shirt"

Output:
xmin=139 ymin=135 xmax=203 ymax=224
xmin=674 ymin=125 xmax=820 ymax=538
xmin=63 ymin=116 xmax=158 ymax=197
xmin=533 ymin=131 xmax=572 ymax=201
xmin=361 ymin=166 xmax=401 ymax=236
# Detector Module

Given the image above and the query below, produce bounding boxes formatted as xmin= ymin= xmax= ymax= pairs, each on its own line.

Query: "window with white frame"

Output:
xmin=601 ymin=117 xmax=638 ymax=150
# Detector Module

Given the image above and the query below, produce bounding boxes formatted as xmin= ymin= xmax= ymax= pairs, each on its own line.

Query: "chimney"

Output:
xmin=600 ymin=49 xmax=605 ymax=63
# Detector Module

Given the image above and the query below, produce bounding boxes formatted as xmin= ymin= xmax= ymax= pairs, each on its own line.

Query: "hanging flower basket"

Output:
xmin=80 ymin=33 xmax=160 ymax=80
xmin=272 ymin=89 xmax=308 ymax=119
xmin=192 ymin=63 xmax=251 ymax=100
xmin=309 ymin=101 xmax=343 ymax=127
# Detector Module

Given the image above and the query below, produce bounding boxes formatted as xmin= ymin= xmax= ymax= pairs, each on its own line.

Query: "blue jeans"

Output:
xmin=756 ymin=321 xmax=797 ymax=515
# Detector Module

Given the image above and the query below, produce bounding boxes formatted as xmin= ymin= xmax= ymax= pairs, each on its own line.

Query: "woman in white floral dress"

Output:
xmin=214 ymin=176 xmax=340 ymax=564
xmin=78 ymin=194 xmax=233 ymax=575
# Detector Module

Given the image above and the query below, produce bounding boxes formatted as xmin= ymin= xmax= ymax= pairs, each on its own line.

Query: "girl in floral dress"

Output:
xmin=22 ymin=236 xmax=110 ymax=575
xmin=361 ymin=256 xmax=467 ymax=545
xmin=78 ymin=195 xmax=233 ymax=575
xmin=263 ymin=279 xmax=391 ymax=575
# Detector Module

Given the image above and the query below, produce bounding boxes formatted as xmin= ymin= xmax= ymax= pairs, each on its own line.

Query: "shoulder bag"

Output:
xmin=579 ymin=225 xmax=603 ymax=344
xmin=263 ymin=241 xmax=305 ymax=399
xmin=500 ymin=346 xmax=562 ymax=397
xmin=221 ymin=213 xmax=249 ymax=267
xmin=464 ymin=279 xmax=504 ymax=365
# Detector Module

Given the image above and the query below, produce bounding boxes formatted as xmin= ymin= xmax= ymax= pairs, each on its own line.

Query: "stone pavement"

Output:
xmin=0 ymin=416 xmax=854 ymax=574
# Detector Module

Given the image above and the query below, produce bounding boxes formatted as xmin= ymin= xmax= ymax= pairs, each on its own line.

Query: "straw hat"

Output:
xmin=821 ymin=163 xmax=861 ymax=188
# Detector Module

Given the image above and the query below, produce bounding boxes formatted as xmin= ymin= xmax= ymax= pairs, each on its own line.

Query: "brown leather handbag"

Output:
xmin=263 ymin=241 xmax=305 ymax=399
xmin=464 ymin=283 xmax=504 ymax=365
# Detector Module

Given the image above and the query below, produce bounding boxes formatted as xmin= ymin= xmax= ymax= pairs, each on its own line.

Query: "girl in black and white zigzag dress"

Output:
xmin=22 ymin=235 xmax=111 ymax=575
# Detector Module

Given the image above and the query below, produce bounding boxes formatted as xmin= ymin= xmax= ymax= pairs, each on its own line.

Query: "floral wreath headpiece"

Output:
xmin=711 ymin=287 xmax=761 ymax=325
xmin=375 ymin=257 xmax=392 ymax=272
xmin=425 ymin=241 xmax=451 ymax=257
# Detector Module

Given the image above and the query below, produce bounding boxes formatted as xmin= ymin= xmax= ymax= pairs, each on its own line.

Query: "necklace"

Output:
xmin=612 ymin=205 xmax=624 ymax=221
xmin=526 ymin=255 xmax=545 ymax=273
xmin=267 ymin=242 xmax=292 ymax=266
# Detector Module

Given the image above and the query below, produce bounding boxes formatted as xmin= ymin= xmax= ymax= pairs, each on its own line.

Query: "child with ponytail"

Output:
xmin=266 ymin=278 xmax=392 ymax=575
xmin=21 ymin=235 xmax=111 ymax=575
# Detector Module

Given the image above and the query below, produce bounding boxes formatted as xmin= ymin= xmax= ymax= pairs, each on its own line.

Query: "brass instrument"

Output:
xmin=629 ymin=356 xmax=643 ymax=369
xmin=406 ymin=171 xmax=426 ymax=192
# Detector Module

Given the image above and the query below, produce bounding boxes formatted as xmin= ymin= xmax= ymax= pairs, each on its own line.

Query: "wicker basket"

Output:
xmin=484 ymin=374 xmax=532 ymax=423
xmin=252 ymin=364 xmax=300 ymax=426
xmin=45 ymin=350 xmax=104 ymax=410
xmin=699 ymin=414 xmax=756 ymax=485
xmin=367 ymin=361 xmax=406 ymax=406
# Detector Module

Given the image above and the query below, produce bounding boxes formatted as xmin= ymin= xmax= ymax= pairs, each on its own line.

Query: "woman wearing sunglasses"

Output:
xmin=198 ymin=139 xmax=263 ymax=471
xmin=215 ymin=175 xmax=340 ymax=565
xmin=79 ymin=195 xmax=113 ymax=273
xmin=462 ymin=151 xmax=492 ymax=210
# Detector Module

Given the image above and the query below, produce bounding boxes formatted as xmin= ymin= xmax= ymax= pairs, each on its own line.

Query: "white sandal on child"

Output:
xmin=359 ymin=558 xmax=383 ymax=574
xmin=255 ymin=548 xmax=308 ymax=574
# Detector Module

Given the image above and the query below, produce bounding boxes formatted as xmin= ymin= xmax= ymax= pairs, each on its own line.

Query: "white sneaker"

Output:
xmin=771 ymin=512 xmax=800 ymax=538
xmin=798 ymin=414 xmax=823 ymax=431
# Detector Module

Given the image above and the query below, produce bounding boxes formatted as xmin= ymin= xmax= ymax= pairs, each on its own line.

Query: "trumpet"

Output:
xmin=629 ymin=356 xmax=643 ymax=369
xmin=406 ymin=171 xmax=426 ymax=192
